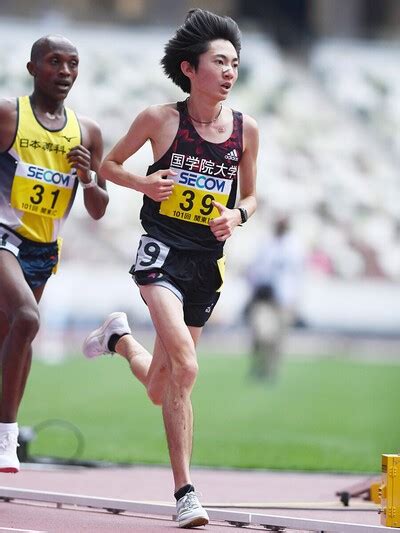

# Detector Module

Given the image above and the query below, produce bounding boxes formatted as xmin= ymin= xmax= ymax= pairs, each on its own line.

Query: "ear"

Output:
xmin=26 ymin=61 xmax=35 ymax=77
xmin=180 ymin=60 xmax=194 ymax=79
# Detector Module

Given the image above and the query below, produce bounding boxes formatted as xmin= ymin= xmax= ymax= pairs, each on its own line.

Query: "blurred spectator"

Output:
xmin=308 ymin=246 xmax=333 ymax=276
xmin=245 ymin=215 xmax=305 ymax=381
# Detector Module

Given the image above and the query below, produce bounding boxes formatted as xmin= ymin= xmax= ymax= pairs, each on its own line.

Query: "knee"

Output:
xmin=11 ymin=306 xmax=40 ymax=340
xmin=171 ymin=358 xmax=199 ymax=389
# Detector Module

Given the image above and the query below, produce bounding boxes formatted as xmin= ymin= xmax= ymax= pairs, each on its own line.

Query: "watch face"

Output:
xmin=241 ymin=208 xmax=248 ymax=223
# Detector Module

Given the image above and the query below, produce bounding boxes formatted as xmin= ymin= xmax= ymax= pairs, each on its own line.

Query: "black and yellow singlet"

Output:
xmin=0 ymin=95 xmax=81 ymax=243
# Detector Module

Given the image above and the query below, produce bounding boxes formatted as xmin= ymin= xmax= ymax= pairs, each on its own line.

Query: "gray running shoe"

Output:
xmin=82 ymin=312 xmax=131 ymax=358
xmin=176 ymin=492 xmax=209 ymax=528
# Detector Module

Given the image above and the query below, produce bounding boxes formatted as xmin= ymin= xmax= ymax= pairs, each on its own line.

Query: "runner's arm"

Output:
xmin=237 ymin=114 xmax=258 ymax=218
xmin=69 ymin=116 xmax=109 ymax=220
xmin=0 ymin=98 xmax=17 ymax=153
xmin=210 ymin=114 xmax=258 ymax=241
xmin=100 ymin=107 xmax=175 ymax=201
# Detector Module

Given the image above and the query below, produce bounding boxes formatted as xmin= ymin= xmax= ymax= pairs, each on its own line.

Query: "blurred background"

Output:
xmin=2 ymin=0 xmax=400 ymax=361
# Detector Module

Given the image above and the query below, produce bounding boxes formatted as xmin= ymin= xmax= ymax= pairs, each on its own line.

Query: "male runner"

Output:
xmin=83 ymin=9 xmax=258 ymax=528
xmin=0 ymin=35 xmax=109 ymax=473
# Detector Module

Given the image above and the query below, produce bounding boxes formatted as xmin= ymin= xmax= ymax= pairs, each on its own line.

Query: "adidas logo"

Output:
xmin=225 ymin=148 xmax=239 ymax=161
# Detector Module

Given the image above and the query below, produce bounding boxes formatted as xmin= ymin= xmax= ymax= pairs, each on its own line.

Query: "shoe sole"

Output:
xmin=0 ymin=467 xmax=19 ymax=473
xmin=83 ymin=312 xmax=128 ymax=358
xmin=179 ymin=516 xmax=209 ymax=528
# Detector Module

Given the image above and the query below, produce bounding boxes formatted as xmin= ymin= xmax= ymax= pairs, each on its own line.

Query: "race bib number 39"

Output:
xmin=11 ymin=161 xmax=76 ymax=219
xmin=159 ymin=168 xmax=232 ymax=226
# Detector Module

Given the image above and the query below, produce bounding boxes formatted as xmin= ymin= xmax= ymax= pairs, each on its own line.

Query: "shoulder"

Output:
xmin=0 ymin=97 xmax=18 ymax=152
xmin=127 ymin=102 xmax=179 ymax=140
xmin=0 ymin=97 xmax=17 ymax=121
xmin=139 ymin=102 xmax=179 ymax=127
xmin=241 ymin=113 xmax=259 ymax=152
xmin=75 ymin=113 xmax=102 ymax=148
xmin=242 ymin=113 xmax=258 ymax=135
xmin=75 ymin=113 xmax=101 ymax=135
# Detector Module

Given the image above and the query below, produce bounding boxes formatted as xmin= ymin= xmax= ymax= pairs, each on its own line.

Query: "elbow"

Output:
xmin=99 ymin=160 xmax=120 ymax=187
xmin=87 ymin=195 xmax=109 ymax=220
xmin=90 ymin=211 xmax=104 ymax=221
xmin=99 ymin=160 xmax=112 ymax=181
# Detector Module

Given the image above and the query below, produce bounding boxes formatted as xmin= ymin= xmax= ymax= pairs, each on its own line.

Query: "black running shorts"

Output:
xmin=130 ymin=234 xmax=224 ymax=327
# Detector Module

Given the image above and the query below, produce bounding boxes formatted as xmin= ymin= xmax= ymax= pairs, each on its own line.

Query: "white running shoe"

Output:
xmin=82 ymin=312 xmax=131 ymax=358
xmin=0 ymin=430 xmax=19 ymax=473
xmin=176 ymin=492 xmax=209 ymax=528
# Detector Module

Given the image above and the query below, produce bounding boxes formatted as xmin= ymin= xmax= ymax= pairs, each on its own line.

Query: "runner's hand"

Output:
xmin=209 ymin=201 xmax=241 ymax=241
xmin=141 ymin=169 xmax=175 ymax=202
xmin=67 ymin=145 xmax=92 ymax=181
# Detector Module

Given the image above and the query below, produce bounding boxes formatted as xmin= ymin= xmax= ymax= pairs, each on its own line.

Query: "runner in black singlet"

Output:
xmin=83 ymin=9 xmax=258 ymax=528
xmin=0 ymin=35 xmax=109 ymax=473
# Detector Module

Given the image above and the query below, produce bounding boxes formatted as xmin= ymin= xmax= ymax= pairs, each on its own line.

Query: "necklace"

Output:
xmin=186 ymin=98 xmax=224 ymax=132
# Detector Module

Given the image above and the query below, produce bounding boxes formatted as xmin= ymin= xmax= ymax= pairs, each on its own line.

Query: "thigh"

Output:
xmin=146 ymin=323 xmax=203 ymax=403
xmin=132 ymin=235 xmax=186 ymax=301
xmin=148 ymin=324 xmax=203 ymax=381
xmin=0 ymin=251 xmax=38 ymax=316
xmin=140 ymin=284 xmax=196 ymax=365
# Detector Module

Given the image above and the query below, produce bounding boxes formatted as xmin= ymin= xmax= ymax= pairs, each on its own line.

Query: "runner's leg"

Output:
xmin=140 ymin=283 xmax=200 ymax=492
xmin=0 ymin=252 xmax=40 ymax=422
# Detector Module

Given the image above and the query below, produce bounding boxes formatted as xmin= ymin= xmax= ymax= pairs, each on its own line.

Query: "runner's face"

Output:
xmin=193 ymin=39 xmax=239 ymax=100
xmin=31 ymin=44 xmax=79 ymax=101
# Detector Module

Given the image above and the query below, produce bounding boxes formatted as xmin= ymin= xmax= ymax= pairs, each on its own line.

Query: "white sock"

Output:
xmin=0 ymin=423 xmax=18 ymax=433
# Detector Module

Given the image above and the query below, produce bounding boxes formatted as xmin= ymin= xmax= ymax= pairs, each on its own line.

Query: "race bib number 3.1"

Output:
xmin=11 ymin=161 xmax=76 ymax=219
xmin=159 ymin=168 xmax=232 ymax=226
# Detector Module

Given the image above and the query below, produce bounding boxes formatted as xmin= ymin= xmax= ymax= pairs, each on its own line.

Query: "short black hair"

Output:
xmin=30 ymin=35 xmax=77 ymax=63
xmin=161 ymin=9 xmax=241 ymax=94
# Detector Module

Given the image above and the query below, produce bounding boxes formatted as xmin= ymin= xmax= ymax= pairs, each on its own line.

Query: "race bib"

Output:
xmin=11 ymin=161 xmax=76 ymax=219
xmin=159 ymin=168 xmax=232 ymax=226
xmin=135 ymin=235 xmax=170 ymax=271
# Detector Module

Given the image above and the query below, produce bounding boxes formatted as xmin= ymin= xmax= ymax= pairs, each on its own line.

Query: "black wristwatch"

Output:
xmin=236 ymin=207 xmax=248 ymax=224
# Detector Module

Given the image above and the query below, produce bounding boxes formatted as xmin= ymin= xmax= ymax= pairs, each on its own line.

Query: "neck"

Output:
xmin=185 ymin=97 xmax=222 ymax=125
xmin=30 ymin=93 xmax=64 ymax=119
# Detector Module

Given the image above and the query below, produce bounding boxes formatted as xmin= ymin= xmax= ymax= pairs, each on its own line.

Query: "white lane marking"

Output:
xmin=0 ymin=528 xmax=47 ymax=532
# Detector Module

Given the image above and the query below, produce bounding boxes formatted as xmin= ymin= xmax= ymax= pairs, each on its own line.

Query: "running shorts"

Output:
xmin=0 ymin=223 xmax=59 ymax=290
xmin=130 ymin=234 xmax=225 ymax=327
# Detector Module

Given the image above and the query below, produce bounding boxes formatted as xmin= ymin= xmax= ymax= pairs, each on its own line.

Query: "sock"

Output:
xmin=0 ymin=422 xmax=18 ymax=433
xmin=174 ymin=484 xmax=194 ymax=501
xmin=107 ymin=333 xmax=130 ymax=353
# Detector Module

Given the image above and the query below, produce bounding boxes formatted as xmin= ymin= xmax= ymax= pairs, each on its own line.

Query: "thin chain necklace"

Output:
xmin=186 ymin=97 xmax=223 ymax=126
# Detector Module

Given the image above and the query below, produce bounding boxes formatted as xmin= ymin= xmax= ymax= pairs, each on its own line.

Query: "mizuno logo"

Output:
xmin=61 ymin=135 xmax=77 ymax=143
xmin=225 ymin=149 xmax=238 ymax=161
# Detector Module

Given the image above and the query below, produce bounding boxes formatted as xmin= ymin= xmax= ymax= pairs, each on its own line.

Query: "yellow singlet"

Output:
xmin=5 ymin=95 xmax=81 ymax=242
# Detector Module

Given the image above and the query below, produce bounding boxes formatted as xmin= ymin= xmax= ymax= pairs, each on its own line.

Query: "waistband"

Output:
xmin=0 ymin=224 xmax=57 ymax=248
